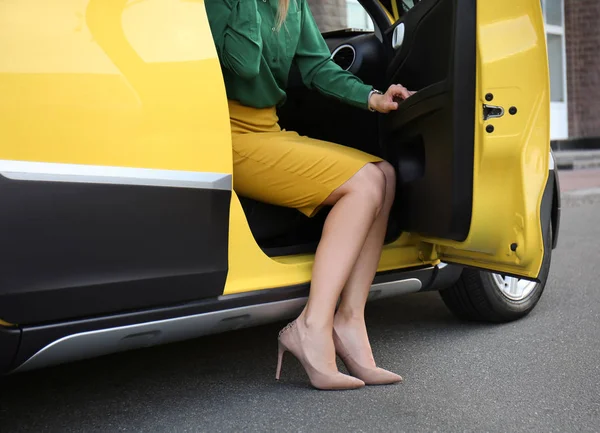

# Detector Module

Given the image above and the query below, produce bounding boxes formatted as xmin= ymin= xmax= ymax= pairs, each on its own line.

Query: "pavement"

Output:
xmin=559 ymin=168 xmax=600 ymax=206
xmin=559 ymin=168 xmax=600 ymax=192
xmin=1 ymin=169 xmax=599 ymax=433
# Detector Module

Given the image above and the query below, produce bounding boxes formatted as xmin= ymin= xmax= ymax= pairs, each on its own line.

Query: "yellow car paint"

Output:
xmin=0 ymin=0 xmax=232 ymax=174
xmin=391 ymin=0 xmax=401 ymax=21
xmin=0 ymin=0 xmax=549 ymax=300
xmin=425 ymin=0 xmax=550 ymax=279
xmin=378 ymin=1 xmax=395 ymax=24
xmin=224 ymin=193 xmax=425 ymax=294
xmin=0 ymin=319 xmax=15 ymax=327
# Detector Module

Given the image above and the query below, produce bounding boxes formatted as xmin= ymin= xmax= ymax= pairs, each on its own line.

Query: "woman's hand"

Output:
xmin=368 ymin=84 xmax=415 ymax=114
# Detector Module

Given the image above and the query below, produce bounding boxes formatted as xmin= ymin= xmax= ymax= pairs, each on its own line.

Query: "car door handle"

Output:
xmin=392 ymin=23 xmax=405 ymax=50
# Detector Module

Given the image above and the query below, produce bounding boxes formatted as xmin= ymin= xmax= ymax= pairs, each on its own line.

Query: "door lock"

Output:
xmin=483 ymin=104 xmax=505 ymax=121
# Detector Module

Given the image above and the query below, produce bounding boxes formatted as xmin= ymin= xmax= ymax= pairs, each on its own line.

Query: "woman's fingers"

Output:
xmin=387 ymin=84 xmax=409 ymax=100
xmin=380 ymin=100 xmax=398 ymax=113
xmin=372 ymin=84 xmax=414 ymax=113
xmin=387 ymin=84 xmax=414 ymax=101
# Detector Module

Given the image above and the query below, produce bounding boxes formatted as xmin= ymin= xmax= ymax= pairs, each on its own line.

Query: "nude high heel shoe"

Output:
xmin=333 ymin=329 xmax=403 ymax=385
xmin=275 ymin=320 xmax=365 ymax=390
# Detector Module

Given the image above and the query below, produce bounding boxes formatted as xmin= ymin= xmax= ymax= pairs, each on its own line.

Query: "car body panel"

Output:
xmin=0 ymin=326 xmax=21 ymax=373
xmin=395 ymin=0 xmax=551 ymax=280
xmin=224 ymin=195 xmax=429 ymax=294
xmin=0 ymin=0 xmax=555 ymax=373
xmin=0 ymin=0 xmax=234 ymax=324
xmin=0 ymin=0 xmax=232 ymax=173
xmin=0 ymin=162 xmax=231 ymax=324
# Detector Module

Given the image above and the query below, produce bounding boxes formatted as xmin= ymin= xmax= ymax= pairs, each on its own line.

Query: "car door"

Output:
xmin=0 ymin=0 xmax=233 ymax=324
xmin=381 ymin=0 xmax=551 ymax=280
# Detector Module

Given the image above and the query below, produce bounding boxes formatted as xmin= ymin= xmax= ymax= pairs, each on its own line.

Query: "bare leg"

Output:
xmin=293 ymin=163 xmax=386 ymax=374
xmin=334 ymin=161 xmax=396 ymax=368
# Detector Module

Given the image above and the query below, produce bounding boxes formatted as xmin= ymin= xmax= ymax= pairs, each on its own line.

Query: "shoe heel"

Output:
xmin=275 ymin=341 xmax=286 ymax=380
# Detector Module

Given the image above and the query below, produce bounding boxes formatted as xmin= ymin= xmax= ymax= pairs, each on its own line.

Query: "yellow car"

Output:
xmin=0 ymin=0 xmax=560 ymax=375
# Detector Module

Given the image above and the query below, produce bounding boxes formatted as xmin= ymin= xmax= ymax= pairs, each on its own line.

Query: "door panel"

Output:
xmin=386 ymin=0 xmax=550 ymax=280
xmin=0 ymin=162 xmax=231 ymax=325
xmin=0 ymin=0 xmax=233 ymax=324
xmin=0 ymin=0 xmax=232 ymax=173
xmin=384 ymin=0 xmax=476 ymax=241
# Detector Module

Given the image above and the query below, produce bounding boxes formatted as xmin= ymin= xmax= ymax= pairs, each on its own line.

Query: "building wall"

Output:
xmin=564 ymin=0 xmax=600 ymax=138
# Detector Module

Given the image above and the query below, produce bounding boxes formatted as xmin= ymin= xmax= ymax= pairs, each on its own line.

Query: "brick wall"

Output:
xmin=565 ymin=0 xmax=600 ymax=138
xmin=307 ymin=0 xmax=347 ymax=32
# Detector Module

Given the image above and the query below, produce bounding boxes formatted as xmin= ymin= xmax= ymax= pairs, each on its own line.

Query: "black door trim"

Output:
xmin=383 ymin=0 xmax=477 ymax=241
xmin=0 ymin=161 xmax=231 ymax=325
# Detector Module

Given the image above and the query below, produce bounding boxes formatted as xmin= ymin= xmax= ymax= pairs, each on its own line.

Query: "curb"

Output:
xmin=554 ymin=150 xmax=600 ymax=170
xmin=552 ymin=136 xmax=600 ymax=152
xmin=561 ymin=187 xmax=600 ymax=205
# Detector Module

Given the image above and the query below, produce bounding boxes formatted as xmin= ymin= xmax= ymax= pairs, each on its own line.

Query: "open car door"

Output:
xmin=382 ymin=0 xmax=552 ymax=281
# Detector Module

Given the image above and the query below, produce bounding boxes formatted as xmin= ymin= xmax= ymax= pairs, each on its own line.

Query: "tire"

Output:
xmin=439 ymin=224 xmax=552 ymax=323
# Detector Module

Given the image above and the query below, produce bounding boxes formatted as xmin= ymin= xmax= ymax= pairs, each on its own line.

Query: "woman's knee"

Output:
xmin=376 ymin=161 xmax=396 ymax=186
xmin=350 ymin=163 xmax=386 ymax=213
xmin=327 ymin=163 xmax=386 ymax=211
xmin=375 ymin=161 xmax=396 ymax=200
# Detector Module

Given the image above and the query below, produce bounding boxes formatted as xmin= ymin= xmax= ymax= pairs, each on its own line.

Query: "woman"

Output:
xmin=205 ymin=0 xmax=413 ymax=390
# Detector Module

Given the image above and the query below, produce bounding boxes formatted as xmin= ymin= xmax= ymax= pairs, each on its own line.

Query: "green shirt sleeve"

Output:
xmin=293 ymin=0 xmax=372 ymax=110
xmin=205 ymin=0 xmax=263 ymax=79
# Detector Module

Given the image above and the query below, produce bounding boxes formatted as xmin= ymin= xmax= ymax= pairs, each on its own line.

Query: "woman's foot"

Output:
xmin=276 ymin=318 xmax=365 ymax=390
xmin=333 ymin=313 xmax=403 ymax=385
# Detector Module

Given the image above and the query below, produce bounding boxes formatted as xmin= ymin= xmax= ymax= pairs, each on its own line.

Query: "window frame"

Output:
xmin=541 ymin=0 xmax=567 ymax=104
xmin=541 ymin=0 xmax=568 ymax=138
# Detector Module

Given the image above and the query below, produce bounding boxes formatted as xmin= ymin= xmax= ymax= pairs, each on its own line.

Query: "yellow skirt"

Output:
xmin=229 ymin=100 xmax=382 ymax=217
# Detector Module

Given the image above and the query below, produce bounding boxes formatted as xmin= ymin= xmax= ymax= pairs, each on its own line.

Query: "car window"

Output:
xmin=400 ymin=0 xmax=416 ymax=12
xmin=308 ymin=0 xmax=374 ymax=33
xmin=346 ymin=0 xmax=375 ymax=31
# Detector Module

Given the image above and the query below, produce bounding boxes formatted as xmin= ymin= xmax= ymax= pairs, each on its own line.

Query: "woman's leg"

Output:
xmin=334 ymin=161 xmax=396 ymax=367
xmin=295 ymin=163 xmax=387 ymax=373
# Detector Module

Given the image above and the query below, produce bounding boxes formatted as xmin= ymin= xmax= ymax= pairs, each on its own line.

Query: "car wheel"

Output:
xmin=439 ymin=225 xmax=552 ymax=323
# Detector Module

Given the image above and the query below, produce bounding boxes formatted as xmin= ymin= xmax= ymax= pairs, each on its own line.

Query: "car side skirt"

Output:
xmin=5 ymin=264 xmax=461 ymax=374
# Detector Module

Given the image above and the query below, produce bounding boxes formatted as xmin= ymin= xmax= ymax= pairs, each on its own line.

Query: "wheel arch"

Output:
xmin=550 ymin=165 xmax=561 ymax=250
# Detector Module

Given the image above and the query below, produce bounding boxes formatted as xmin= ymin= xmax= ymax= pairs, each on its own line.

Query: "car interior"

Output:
xmin=237 ymin=0 xmax=477 ymax=257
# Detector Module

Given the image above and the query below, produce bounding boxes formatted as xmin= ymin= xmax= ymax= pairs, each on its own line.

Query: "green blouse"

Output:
xmin=204 ymin=0 xmax=372 ymax=109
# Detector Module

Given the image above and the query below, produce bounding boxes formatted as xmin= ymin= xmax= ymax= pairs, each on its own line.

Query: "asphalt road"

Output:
xmin=1 ymin=200 xmax=599 ymax=433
